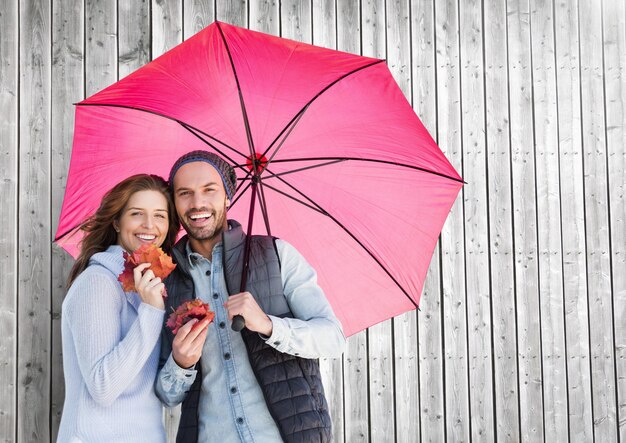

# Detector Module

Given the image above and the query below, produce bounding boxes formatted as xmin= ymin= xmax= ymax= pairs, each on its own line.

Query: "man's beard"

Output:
xmin=181 ymin=207 xmax=227 ymax=242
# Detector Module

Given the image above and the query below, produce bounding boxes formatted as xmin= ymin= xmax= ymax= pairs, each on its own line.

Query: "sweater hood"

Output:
xmin=88 ymin=245 xmax=126 ymax=277
xmin=88 ymin=245 xmax=143 ymax=310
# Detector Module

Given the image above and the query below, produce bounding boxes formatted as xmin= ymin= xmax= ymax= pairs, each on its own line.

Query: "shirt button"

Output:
xmin=219 ymin=322 xmax=226 ymax=329
xmin=205 ymin=270 xmax=211 ymax=276
xmin=274 ymin=341 xmax=281 ymax=346
xmin=237 ymin=417 xmax=244 ymax=424
xmin=230 ymin=386 xmax=237 ymax=394
xmin=213 ymin=293 xmax=219 ymax=299
xmin=224 ymin=353 xmax=231 ymax=360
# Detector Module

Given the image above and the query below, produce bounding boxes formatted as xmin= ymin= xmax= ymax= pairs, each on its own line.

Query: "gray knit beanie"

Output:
xmin=168 ymin=150 xmax=237 ymax=200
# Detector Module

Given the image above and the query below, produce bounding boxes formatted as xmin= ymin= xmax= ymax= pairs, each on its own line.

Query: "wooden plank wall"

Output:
xmin=1 ymin=0 xmax=624 ymax=441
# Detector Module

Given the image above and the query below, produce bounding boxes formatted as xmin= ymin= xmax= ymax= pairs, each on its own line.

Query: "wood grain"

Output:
xmin=18 ymin=0 xmax=51 ymax=440
xmin=485 ymin=0 xmax=519 ymax=439
xmin=0 ymin=0 xmax=18 ymax=440
xmin=50 ymin=0 xmax=83 ymax=438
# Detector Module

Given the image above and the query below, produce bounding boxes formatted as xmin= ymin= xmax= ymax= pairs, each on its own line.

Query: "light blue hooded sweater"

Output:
xmin=57 ymin=245 xmax=166 ymax=443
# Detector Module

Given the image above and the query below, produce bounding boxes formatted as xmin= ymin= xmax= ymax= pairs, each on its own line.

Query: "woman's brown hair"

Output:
xmin=67 ymin=174 xmax=179 ymax=287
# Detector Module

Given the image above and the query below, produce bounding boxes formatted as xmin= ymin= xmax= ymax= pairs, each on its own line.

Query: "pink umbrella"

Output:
xmin=55 ymin=21 xmax=463 ymax=337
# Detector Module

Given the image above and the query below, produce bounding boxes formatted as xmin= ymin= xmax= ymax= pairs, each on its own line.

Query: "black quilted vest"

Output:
xmin=161 ymin=221 xmax=333 ymax=443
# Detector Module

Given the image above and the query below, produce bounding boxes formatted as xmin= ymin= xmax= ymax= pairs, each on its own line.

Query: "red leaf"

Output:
xmin=117 ymin=243 xmax=177 ymax=293
xmin=166 ymin=299 xmax=215 ymax=334
xmin=118 ymin=264 xmax=136 ymax=292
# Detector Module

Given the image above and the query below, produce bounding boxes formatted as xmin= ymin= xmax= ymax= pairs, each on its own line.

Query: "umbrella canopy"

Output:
xmin=56 ymin=21 xmax=463 ymax=336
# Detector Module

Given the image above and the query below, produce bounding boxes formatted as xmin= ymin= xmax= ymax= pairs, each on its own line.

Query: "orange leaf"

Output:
xmin=166 ymin=299 xmax=215 ymax=334
xmin=117 ymin=243 xmax=177 ymax=293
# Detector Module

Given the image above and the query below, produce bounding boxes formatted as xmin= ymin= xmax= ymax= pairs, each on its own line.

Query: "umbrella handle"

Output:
xmin=231 ymin=314 xmax=245 ymax=332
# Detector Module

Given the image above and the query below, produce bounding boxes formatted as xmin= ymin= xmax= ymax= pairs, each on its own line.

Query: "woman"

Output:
xmin=58 ymin=174 xmax=179 ymax=443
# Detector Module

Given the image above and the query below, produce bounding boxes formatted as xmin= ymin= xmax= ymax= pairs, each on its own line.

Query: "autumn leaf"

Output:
xmin=166 ymin=299 xmax=215 ymax=334
xmin=118 ymin=243 xmax=177 ymax=293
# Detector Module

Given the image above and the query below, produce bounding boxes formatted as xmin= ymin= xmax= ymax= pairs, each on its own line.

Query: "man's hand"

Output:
xmin=172 ymin=317 xmax=211 ymax=368
xmin=224 ymin=292 xmax=273 ymax=336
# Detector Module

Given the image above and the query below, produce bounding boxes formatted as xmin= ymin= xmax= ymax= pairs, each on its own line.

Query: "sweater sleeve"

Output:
xmin=64 ymin=271 xmax=165 ymax=406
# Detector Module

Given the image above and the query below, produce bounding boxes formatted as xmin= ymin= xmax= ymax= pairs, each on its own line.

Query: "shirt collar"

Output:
xmin=185 ymin=241 xmax=204 ymax=268
xmin=185 ymin=239 xmax=223 ymax=268
xmin=182 ymin=221 xmax=241 ymax=268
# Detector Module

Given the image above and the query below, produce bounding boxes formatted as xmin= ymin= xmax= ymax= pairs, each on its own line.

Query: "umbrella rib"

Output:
xmin=54 ymin=226 xmax=80 ymax=242
xmin=178 ymin=121 xmax=246 ymax=160
xmin=216 ymin=22 xmax=256 ymax=159
xmin=234 ymin=171 xmax=253 ymax=194
xmin=230 ymin=181 xmax=252 ymax=208
xmin=269 ymin=173 xmax=419 ymax=309
xmin=267 ymin=156 xmax=466 ymax=184
xmin=180 ymin=122 xmax=251 ymax=175
xmin=261 ymin=107 xmax=308 ymax=168
xmin=263 ymin=159 xmax=347 ymax=178
xmin=261 ymin=59 xmax=385 ymax=162
xmin=261 ymin=183 xmax=328 ymax=216
xmin=74 ymin=102 xmax=246 ymax=158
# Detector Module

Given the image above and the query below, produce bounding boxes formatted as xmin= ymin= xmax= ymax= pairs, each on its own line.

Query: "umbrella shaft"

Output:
xmin=240 ymin=181 xmax=258 ymax=292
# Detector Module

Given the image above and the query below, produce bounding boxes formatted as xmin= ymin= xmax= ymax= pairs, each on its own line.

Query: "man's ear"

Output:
xmin=226 ymin=199 xmax=231 ymax=208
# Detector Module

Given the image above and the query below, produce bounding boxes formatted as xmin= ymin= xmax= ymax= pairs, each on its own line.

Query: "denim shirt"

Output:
xmin=156 ymin=238 xmax=345 ymax=443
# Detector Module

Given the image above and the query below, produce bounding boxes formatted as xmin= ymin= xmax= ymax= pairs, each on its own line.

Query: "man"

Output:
xmin=156 ymin=150 xmax=346 ymax=443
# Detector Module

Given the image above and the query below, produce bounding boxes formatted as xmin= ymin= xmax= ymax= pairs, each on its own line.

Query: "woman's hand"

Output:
xmin=133 ymin=263 xmax=165 ymax=310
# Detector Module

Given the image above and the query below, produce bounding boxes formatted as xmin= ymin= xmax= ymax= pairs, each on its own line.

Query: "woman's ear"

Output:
xmin=113 ymin=220 xmax=120 ymax=233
